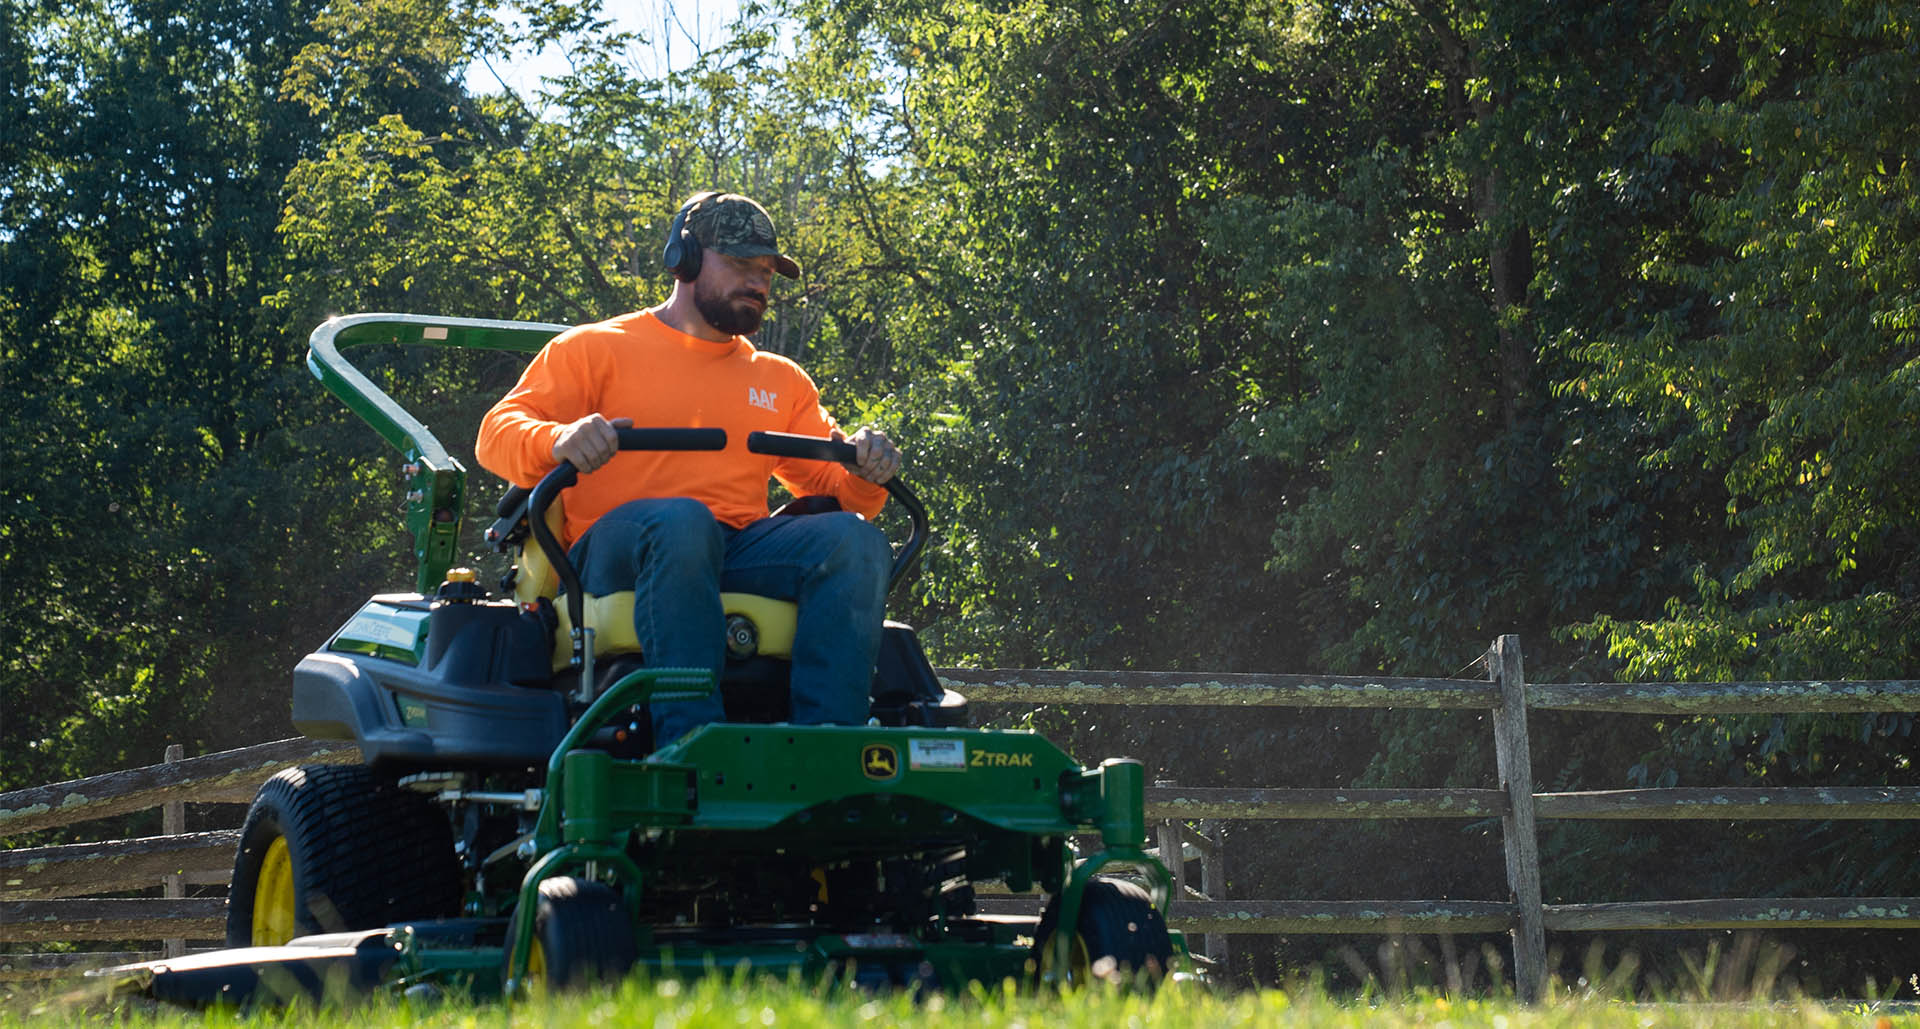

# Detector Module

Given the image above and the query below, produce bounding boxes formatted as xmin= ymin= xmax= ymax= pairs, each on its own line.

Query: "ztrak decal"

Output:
xmin=969 ymin=750 xmax=1035 ymax=768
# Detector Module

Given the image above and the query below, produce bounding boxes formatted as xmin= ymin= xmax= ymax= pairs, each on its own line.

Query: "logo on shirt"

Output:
xmin=747 ymin=387 xmax=779 ymax=412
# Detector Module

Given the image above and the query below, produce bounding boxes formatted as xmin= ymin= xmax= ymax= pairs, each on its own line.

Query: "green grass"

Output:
xmin=5 ymin=973 xmax=1916 ymax=1029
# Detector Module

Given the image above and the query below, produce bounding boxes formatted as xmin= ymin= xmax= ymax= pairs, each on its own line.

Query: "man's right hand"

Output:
xmin=551 ymin=414 xmax=633 ymax=473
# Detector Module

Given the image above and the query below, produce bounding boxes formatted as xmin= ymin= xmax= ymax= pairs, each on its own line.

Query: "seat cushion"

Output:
xmin=515 ymin=495 xmax=798 ymax=670
xmin=550 ymin=591 xmax=797 ymax=669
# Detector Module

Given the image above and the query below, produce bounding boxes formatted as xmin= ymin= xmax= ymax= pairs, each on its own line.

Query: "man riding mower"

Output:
xmin=95 ymin=313 xmax=1188 ymax=1006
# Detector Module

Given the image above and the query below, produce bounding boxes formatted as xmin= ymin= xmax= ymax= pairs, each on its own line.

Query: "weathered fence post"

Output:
xmin=1152 ymin=779 xmax=1232 ymax=972
xmin=162 ymin=744 xmax=186 ymax=959
xmin=1153 ymin=779 xmax=1187 ymax=903
xmin=1199 ymin=818 xmax=1229 ymax=972
xmin=1489 ymin=635 xmax=1546 ymax=1002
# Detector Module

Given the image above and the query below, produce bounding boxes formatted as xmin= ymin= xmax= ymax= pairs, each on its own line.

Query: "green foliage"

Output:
xmin=791 ymin=0 xmax=1321 ymax=670
xmin=1527 ymin=2 xmax=1920 ymax=914
xmin=2 ymin=0 xmax=333 ymax=795
xmin=1570 ymin=0 xmax=1920 ymax=683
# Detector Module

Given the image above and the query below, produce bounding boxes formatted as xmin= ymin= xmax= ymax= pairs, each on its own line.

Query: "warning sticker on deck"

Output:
xmin=909 ymin=738 xmax=967 ymax=771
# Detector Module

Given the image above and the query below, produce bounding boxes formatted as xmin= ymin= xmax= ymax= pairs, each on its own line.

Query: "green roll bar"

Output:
xmin=306 ymin=313 xmax=572 ymax=593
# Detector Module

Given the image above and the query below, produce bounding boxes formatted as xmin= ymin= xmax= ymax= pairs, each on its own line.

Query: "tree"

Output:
xmin=2 ymin=0 xmax=331 ymax=796
xmin=1574 ymin=0 xmax=1920 ymax=683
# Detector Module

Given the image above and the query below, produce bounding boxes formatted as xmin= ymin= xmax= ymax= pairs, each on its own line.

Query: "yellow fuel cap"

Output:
xmin=444 ymin=567 xmax=478 ymax=584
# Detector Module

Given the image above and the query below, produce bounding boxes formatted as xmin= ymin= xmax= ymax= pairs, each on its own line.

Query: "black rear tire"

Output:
xmin=504 ymin=876 xmax=637 ymax=992
xmin=226 ymin=764 xmax=461 ymax=947
xmin=1034 ymin=877 xmax=1174 ymax=986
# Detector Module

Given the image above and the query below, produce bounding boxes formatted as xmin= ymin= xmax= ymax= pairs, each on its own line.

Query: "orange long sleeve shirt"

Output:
xmin=475 ymin=311 xmax=887 ymax=545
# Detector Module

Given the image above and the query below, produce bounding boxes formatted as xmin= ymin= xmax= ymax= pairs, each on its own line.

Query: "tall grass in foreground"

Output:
xmin=4 ymin=973 xmax=1914 ymax=1029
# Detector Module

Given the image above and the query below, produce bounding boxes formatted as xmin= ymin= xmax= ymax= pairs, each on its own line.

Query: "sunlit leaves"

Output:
xmin=1577 ymin=0 xmax=1920 ymax=682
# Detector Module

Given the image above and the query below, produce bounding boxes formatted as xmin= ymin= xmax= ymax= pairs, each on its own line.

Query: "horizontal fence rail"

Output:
xmin=974 ymin=894 xmax=1920 ymax=933
xmin=1533 ymin=787 xmax=1920 ymax=820
xmin=1145 ymin=787 xmax=1510 ymax=820
xmin=939 ymin=669 xmax=1920 ymax=713
xmin=0 ymin=898 xmax=227 ymax=945
xmin=937 ymin=669 xmax=1500 ymax=708
xmin=1142 ymin=785 xmax=1920 ymax=821
xmin=0 ymin=739 xmax=357 ymax=836
xmin=1 ymin=830 xmax=240 ymax=900
xmin=1524 ymin=681 xmax=1920 ymax=714
xmin=3 ymin=641 xmax=1915 ymax=997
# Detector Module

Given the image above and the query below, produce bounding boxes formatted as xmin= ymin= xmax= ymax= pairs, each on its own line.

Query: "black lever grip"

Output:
xmin=747 ymin=430 xmax=856 ymax=463
xmin=616 ymin=427 xmax=727 ymax=451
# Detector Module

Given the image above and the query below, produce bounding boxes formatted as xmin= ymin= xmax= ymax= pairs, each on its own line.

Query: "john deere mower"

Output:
xmin=99 ymin=314 xmax=1185 ymax=1006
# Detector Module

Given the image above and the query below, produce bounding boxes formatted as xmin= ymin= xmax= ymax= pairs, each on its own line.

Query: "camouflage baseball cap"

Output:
xmin=685 ymin=193 xmax=801 ymax=279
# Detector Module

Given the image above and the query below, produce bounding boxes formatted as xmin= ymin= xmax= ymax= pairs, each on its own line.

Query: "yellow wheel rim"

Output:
xmin=1037 ymin=932 xmax=1092 ymax=986
xmin=250 ymin=835 xmax=296 ymax=945
xmin=525 ymin=938 xmax=548 ymax=996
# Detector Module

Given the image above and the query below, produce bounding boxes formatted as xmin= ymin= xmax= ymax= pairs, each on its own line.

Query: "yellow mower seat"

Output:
xmin=512 ymin=498 xmax=797 ymax=671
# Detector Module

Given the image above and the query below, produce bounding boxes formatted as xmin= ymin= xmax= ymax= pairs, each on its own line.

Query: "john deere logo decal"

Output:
xmin=861 ymin=743 xmax=899 ymax=780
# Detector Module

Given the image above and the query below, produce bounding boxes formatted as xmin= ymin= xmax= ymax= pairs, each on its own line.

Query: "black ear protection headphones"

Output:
xmin=662 ymin=191 xmax=723 ymax=282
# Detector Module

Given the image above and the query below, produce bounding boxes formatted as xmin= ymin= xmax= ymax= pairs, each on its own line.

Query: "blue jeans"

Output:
xmin=568 ymin=497 xmax=891 ymax=745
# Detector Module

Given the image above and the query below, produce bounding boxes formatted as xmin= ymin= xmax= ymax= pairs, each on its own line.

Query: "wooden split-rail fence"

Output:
xmin=3 ymin=636 xmax=1916 ymax=1000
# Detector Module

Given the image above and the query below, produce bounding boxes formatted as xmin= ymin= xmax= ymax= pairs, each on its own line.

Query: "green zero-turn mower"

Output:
xmin=98 ymin=314 xmax=1190 ymax=1007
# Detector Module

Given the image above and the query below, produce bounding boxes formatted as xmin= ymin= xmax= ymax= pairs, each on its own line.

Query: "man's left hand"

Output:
xmin=837 ymin=426 xmax=901 ymax=485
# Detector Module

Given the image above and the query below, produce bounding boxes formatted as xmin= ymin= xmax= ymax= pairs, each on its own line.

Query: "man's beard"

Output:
xmin=694 ymin=279 xmax=765 ymax=336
